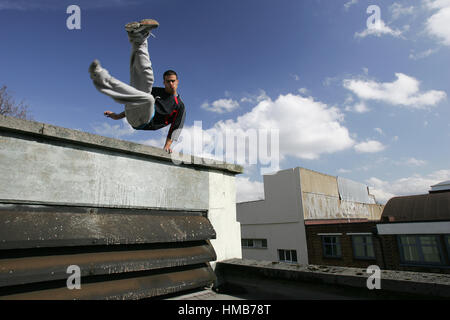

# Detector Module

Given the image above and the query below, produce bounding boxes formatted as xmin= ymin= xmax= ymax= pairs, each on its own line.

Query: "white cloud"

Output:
xmin=338 ymin=168 xmax=352 ymax=174
xmin=201 ymin=98 xmax=239 ymax=114
xmin=240 ymin=90 xmax=270 ymax=104
xmin=175 ymin=93 xmax=355 ymax=164
xmin=344 ymin=95 xmax=354 ymax=105
xmin=354 ymin=102 xmax=370 ymax=113
xmin=367 ymin=169 xmax=450 ymax=204
xmin=390 ymin=2 xmax=415 ymax=20
xmin=323 ymin=76 xmax=339 ymax=87
xmin=345 ymin=101 xmax=370 ymax=113
xmin=390 ymin=157 xmax=427 ymax=167
xmin=291 ymin=74 xmax=300 ymax=81
xmin=354 ymin=140 xmax=386 ymax=153
xmin=92 ymin=118 xmax=135 ymax=139
xmin=374 ymin=127 xmax=384 ymax=135
xmin=354 ymin=19 xmax=404 ymax=38
xmin=425 ymin=0 xmax=450 ymax=9
xmin=138 ymin=136 xmax=166 ymax=148
xmin=405 ymin=157 xmax=427 ymax=166
xmin=236 ymin=177 xmax=265 ymax=203
xmin=298 ymin=87 xmax=309 ymax=95
xmin=344 ymin=0 xmax=358 ymax=11
xmin=343 ymin=73 xmax=447 ymax=109
xmin=425 ymin=0 xmax=450 ymax=46
xmin=223 ymin=93 xmax=354 ymax=160
xmin=367 ymin=178 xmax=396 ymax=204
xmin=409 ymin=48 xmax=438 ymax=60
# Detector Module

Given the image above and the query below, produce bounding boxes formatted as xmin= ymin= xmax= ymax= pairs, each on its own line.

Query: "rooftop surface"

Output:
xmin=209 ymin=259 xmax=450 ymax=300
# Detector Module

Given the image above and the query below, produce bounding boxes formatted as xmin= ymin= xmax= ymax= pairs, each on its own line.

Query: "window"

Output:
xmin=322 ymin=236 xmax=342 ymax=258
xmin=242 ymin=239 xmax=267 ymax=249
xmin=446 ymin=235 xmax=450 ymax=257
xmin=352 ymin=235 xmax=375 ymax=260
xmin=398 ymin=235 xmax=443 ymax=265
xmin=278 ymin=249 xmax=297 ymax=263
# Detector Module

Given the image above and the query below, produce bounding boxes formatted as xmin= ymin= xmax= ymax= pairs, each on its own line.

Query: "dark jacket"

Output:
xmin=137 ymin=87 xmax=186 ymax=141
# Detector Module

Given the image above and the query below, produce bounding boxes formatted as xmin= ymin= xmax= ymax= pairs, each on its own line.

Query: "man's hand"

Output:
xmin=104 ymin=111 xmax=124 ymax=120
xmin=164 ymin=139 xmax=173 ymax=154
xmin=164 ymin=146 xmax=173 ymax=154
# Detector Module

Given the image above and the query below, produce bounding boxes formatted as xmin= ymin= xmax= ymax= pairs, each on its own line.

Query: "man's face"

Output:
xmin=164 ymin=75 xmax=179 ymax=94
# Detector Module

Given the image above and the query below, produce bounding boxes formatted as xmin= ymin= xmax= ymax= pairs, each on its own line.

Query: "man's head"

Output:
xmin=163 ymin=70 xmax=179 ymax=95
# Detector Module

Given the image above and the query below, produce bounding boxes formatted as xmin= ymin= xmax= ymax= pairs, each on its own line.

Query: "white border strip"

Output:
xmin=346 ymin=232 xmax=372 ymax=235
xmin=377 ymin=221 xmax=450 ymax=235
xmin=317 ymin=233 xmax=343 ymax=236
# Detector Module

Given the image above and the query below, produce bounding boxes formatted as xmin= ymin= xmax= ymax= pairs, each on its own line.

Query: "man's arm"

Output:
xmin=104 ymin=110 xmax=125 ymax=120
xmin=164 ymin=104 xmax=186 ymax=154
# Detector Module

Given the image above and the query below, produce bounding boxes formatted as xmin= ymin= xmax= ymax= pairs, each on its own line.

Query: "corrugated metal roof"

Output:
xmin=382 ymin=191 xmax=450 ymax=222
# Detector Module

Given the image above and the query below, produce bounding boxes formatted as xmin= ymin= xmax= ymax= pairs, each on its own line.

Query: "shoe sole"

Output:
xmin=89 ymin=59 xmax=100 ymax=73
xmin=125 ymin=19 xmax=159 ymax=33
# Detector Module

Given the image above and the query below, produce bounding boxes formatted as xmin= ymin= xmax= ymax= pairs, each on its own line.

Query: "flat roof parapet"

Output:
xmin=0 ymin=115 xmax=243 ymax=175
xmin=216 ymin=259 xmax=450 ymax=299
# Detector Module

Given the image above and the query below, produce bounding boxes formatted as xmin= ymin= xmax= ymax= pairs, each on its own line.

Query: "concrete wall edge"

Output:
xmin=0 ymin=115 xmax=243 ymax=175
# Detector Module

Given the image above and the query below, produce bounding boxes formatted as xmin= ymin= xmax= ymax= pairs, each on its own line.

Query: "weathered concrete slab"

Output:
xmin=0 ymin=204 xmax=216 ymax=249
xmin=0 ymin=242 xmax=215 ymax=287
xmin=1 ymin=265 xmax=216 ymax=300
xmin=0 ymin=131 xmax=211 ymax=210
xmin=0 ymin=115 xmax=243 ymax=174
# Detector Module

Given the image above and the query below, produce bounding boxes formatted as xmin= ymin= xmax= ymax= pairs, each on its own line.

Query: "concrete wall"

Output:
xmin=241 ymin=222 xmax=306 ymax=263
xmin=208 ymin=171 xmax=242 ymax=265
xmin=0 ymin=115 xmax=243 ymax=264
xmin=237 ymin=168 xmax=303 ymax=224
xmin=1 ymin=133 xmax=209 ymax=209
xmin=237 ymin=168 xmax=309 ymax=265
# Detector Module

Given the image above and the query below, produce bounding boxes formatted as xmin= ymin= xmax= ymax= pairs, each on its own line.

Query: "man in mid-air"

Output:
xmin=89 ymin=19 xmax=185 ymax=154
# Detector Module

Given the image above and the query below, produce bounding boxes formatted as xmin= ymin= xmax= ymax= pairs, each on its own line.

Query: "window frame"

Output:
xmin=351 ymin=234 xmax=376 ymax=260
xmin=241 ymin=238 xmax=268 ymax=249
xmin=278 ymin=249 xmax=298 ymax=263
xmin=397 ymin=235 xmax=445 ymax=266
xmin=321 ymin=235 xmax=342 ymax=259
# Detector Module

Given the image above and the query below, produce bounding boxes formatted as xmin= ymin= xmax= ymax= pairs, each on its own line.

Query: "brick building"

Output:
xmin=305 ymin=220 xmax=380 ymax=269
xmin=238 ymin=167 xmax=383 ymax=265
xmin=376 ymin=181 xmax=450 ymax=274
xmin=305 ymin=181 xmax=450 ymax=274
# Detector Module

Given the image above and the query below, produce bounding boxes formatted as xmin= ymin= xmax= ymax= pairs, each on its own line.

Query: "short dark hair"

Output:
xmin=163 ymin=70 xmax=178 ymax=80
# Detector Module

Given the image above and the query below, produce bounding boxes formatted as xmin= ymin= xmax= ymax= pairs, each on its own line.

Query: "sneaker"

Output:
xmin=88 ymin=59 xmax=101 ymax=74
xmin=125 ymin=19 xmax=159 ymax=33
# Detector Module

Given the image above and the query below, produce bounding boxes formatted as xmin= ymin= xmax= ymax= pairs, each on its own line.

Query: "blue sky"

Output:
xmin=1 ymin=0 xmax=449 ymax=204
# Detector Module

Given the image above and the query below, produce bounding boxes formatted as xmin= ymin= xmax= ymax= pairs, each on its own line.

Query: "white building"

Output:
xmin=237 ymin=167 xmax=384 ymax=265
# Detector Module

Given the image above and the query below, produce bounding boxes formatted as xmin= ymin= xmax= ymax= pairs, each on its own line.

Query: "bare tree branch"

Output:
xmin=0 ymin=85 xmax=33 ymax=120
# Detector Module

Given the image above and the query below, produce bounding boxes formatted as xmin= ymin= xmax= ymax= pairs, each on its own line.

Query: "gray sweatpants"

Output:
xmin=89 ymin=33 xmax=155 ymax=129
